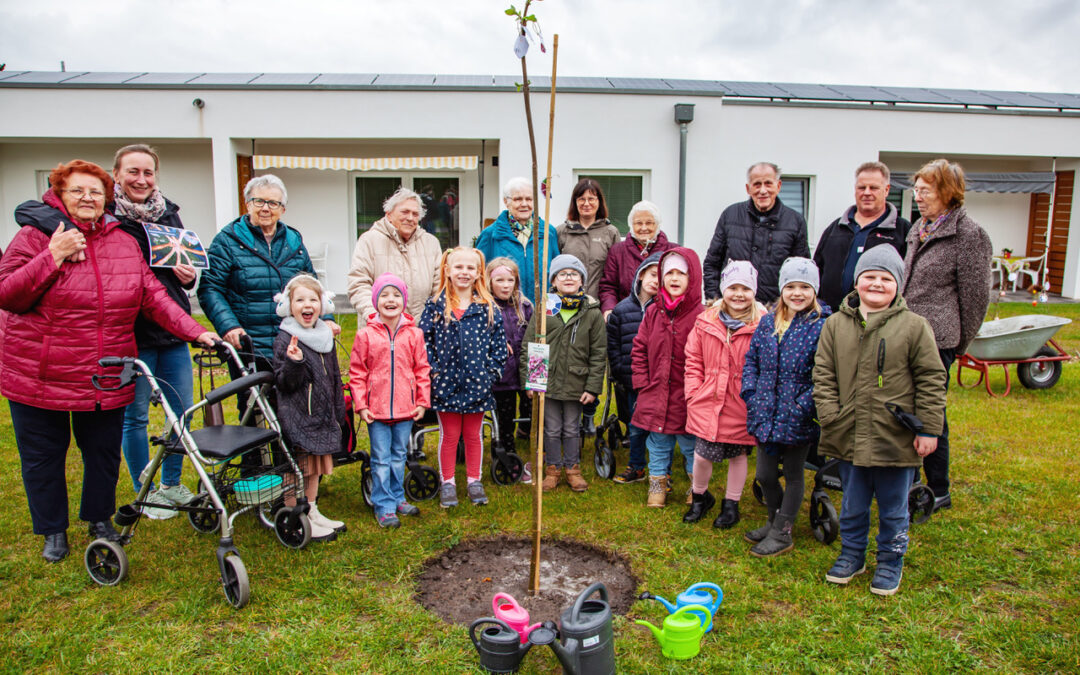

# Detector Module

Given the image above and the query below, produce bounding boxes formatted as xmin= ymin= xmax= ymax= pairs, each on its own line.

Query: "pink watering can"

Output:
xmin=492 ymin=593 xmax=541 ymax=644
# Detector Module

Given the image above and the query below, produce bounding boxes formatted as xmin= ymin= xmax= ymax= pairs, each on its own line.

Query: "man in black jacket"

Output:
xmin=813 ymin=161 xmax=911 ymax=311
xmin=703 ymin=162 xmax=810 ymax=304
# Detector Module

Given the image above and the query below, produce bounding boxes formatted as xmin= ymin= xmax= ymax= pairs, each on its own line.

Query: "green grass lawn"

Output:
xmin=1 ymin=303 xmax=1078 ymax=673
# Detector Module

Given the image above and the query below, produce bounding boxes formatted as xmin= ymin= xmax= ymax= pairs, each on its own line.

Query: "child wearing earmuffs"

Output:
xmin=272 ymin=273 xmax=347 ymax=542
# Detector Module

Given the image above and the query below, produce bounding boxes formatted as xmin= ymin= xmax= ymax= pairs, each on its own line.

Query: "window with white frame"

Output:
xmin=779 ymin=176 xmax=811 ymax=221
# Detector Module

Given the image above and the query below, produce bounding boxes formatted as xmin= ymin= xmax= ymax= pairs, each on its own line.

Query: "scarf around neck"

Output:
xmin=113 ymin=184 xmax=168 ymax=223
xmin=717 ymin=310 xmax=748 ymax=332
xmin=917 ymin=209 xmax=952 ymax=243
xmin=556 ymin=289 xmax=586 ymax=311
xmin=659 ymin=288 xmax=685 ymax=312
xmin=280 ymin=316 xmax=334 ymax=353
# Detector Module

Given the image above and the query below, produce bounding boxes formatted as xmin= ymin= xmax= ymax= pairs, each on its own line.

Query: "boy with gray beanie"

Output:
xmin=813 ymin=244 xmax=946 ymax=595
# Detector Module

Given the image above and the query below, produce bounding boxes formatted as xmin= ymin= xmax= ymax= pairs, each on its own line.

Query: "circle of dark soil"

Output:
xmin=416 ymin=536 xmax=638 ymax=626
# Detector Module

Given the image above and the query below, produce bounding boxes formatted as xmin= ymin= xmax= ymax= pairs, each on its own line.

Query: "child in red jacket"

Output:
xmin=350 ymin=273 xmax=432 ymax=529
xmin=683 ymin=261 xmax=762 ymax=527
xmin=630 ymin=247 xmax=705 ymax=508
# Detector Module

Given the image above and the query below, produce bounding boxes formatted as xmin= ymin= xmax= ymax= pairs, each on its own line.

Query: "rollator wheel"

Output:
xmin=406 ymin=465 xmax=440 ymax=501
xmin=221 ymin=555 xmax=250 ymax=609
xmin=593 ymin=439 xmax=616 ymax=480
xmin=908 ymin=484 xmax=935 ymax=525
xmin=257 ymin=496 xmax=284 ymax=530
xmin=84 ymin=539 xmax=128 ymax=586
xmin=491 ymin=453 xmax=524 ymax=486
xmin=809 ymin=493 xmax=839 ymax=544
xmin=187 ymin=497 xmax=220 ymax=534
xmin=606 ymin=419 xmax=624 ymax=456
xmin=361 ymin=464 xmax=374 ymax=508
xmin=274 ymin=508 xmax=312 ymax=549
xmin=752 ymin=479 xmax=765 ymax=506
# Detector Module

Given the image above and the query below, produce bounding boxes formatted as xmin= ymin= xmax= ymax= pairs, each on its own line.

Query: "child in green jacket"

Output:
xmin=813 ymin=245 xmax=946 ymax=596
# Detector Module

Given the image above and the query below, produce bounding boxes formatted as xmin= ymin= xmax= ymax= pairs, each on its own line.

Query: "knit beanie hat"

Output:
xmin=661 ymin=252 xmax=689 ymax=277
xmin=854 ymin=245 xmax=905 ymax=288
xmin=372 ymin=272 xmax=409 ymax=308
xmin=720 ymin=260 xmax=758 ymax=294
xmin=778 ymin=257 xmax=820 ymax=294
xmin=548 ymin=254 xmax=588 ymax=285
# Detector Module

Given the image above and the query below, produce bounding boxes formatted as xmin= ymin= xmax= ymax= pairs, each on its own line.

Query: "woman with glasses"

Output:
xmin=901 ymin=158 xmax=992 ymax=514
xmin=1 ymin=159 xmax=218 ymax=563
xmin=199 ymin=174 xmax=339 ymax=387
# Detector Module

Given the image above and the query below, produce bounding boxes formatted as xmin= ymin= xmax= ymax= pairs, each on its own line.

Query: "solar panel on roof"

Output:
xmin=434 ymin=75 xmax=495 ymax=87
xmin=931 ymin=88 xmax=1010 ymax=106
xmin=57 ymin=72 xmax=142 ymax=84
xmin=492 ymin=75 xmax=520 ymax=87
xmin=987 ymin=91 xmax=1058 ymax=108
xmin=773 ymin=83 xmax=851 ymax=101
xmin=187 ymin=73 xmax=260 ymax=85
xmin=661 ymin=79 xmax=730 ymax=94
xmin=720 ymin=81 xmax=789 ymax=98
xmin=373 ymin=74 xmax=436 ymax=86
xmin=248 ymin=73 xmax=319 ymax=85
xmin=0 ymin=70 xmax=27 ymax=81
xmin=125 ymin=72 xmax=202 ymax=85
xmin=605 ymin=78 xmax=672 ymax=91
xmin=554 ymin=77 xmax=612 ymax=89
xmin=1024 ymin=92 xmax=1080 ymax=109
xmin=874 ymin=87 xmax=957 ymax=105
xmin=828 ymin=85 xmax=907 ymax=103
xmin=309 ymin=73 xmax=378 ymax=86
xmin=3 ymin=71 xmax=85 ymax=84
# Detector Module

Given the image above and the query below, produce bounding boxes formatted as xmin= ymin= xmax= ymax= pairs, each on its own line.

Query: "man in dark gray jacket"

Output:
xmin=703 ymin=162 xmax=810 ymax=304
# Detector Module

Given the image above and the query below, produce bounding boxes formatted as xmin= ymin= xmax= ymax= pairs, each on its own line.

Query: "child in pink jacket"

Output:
xmin=683 ymin=261 xmax=761 ymax=528
xmin=350 ymin=273 xmax=432 ymax=529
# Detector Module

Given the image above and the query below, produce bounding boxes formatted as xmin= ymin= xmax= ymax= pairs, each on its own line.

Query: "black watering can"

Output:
xmin=469 ymin=617 xmax=533 ymax=673
xmin=536 ymin=582 xmax=616 ymax=675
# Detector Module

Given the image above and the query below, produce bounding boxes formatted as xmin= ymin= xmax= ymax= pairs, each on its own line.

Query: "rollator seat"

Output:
xmin=188 ymin=425 xmax=280 ymax=461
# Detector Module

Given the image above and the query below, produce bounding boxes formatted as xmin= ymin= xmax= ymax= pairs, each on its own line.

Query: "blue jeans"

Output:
xmin=646 ymin=432 xmax=696 ymax=478
xmin=368 ymin=420 xmax=411 ymax=517
xmin=836 ymin=461 xmax=916 ymax=559
xmin=626 ymin=391 xmax=648 ymax=471
xmin=122 ymin=343 xmax=193 ymax=492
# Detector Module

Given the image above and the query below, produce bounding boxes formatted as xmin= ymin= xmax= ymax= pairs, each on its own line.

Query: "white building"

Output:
xmin=1 ymin=71 xmax=1078 ymax=298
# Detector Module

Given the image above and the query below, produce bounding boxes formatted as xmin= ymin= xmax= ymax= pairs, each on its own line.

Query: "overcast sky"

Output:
xmin=2 ymin=0 xmax=1078 ymax=93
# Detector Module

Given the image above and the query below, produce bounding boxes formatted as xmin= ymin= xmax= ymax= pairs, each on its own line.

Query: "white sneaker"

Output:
xmin=157 ymin=484 xmax=196 ymax=506
xmin=308 ymin=516 xmax=337 ymax=543
xmin=142 ymin=489 xmax=178 ymax=520
xmin=310 ymin=503 xmax=346 ymax=532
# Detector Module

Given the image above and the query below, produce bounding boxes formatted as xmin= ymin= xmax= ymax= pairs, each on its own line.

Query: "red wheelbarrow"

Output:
xmin=957 ymin=315 xmax=1072 ymax=397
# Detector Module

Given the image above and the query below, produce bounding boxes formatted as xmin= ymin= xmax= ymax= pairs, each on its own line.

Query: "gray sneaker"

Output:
xmin=142 ymin=489 xmax=178 ymax=520
xmin=157 ymin=484 xmax=196 ymax=506
xmin=467 ymin=481 xmax=488 ymax=506
xmin=439 ymin=482 xmax=458 ymax=508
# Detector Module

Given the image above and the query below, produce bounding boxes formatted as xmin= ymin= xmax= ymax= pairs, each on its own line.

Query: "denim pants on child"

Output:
xmin=836 ymin=461 xmax=916 ymax=558
xmin=544 ymin=399 xmax=583 ymax=467
xmin=626 ymin=390 xmax=648 ymax=471
xmin=121 ymin=343 xmax=194 ymax=492
xmin=646 ymin=432 xmax=696 ymax=477
xmin=368 ymin=420 xmax=412 ymax=517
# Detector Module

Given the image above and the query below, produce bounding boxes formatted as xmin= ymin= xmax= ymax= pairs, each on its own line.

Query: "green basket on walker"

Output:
xmin=233 ymin=474 xmax=285 ymax=507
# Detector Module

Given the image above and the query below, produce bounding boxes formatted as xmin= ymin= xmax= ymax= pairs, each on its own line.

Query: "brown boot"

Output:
xmin=565 ymin=465 xmax=588 ymax=492
xmin=542 ymin=464 xmax=562 ymax=492
xmin=647 ymin=475 xmax=668 ymax=508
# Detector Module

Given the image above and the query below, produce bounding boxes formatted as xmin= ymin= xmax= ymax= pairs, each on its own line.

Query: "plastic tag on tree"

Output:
xmin=526 ymin=343 xmax=549 ymax=392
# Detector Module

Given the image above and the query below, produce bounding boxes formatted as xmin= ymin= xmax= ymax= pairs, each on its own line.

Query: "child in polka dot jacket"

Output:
xmin=419 ymin=247 xmax=508 ymax=509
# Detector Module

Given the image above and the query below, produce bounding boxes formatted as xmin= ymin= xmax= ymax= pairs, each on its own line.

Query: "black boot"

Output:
xmin=682 ymin=490 xmax=716 ymax=523
xmin=713 ymin=498 xmax=740 ymax=529
xmin=42 ymin=532 xmax=69 ymax=563
xmin=88 ymin=520 xmax=122 ymax=543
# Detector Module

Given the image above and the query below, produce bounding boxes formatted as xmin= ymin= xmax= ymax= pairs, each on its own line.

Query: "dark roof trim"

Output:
xmin=2 ymin=71 xmax=1079 ymax=111
xmin=891 ymin=172 xmax=1057 ymax=194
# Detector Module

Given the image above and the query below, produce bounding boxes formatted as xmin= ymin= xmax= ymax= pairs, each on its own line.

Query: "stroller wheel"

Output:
xmin=491 ymin=452 xmax=524 ymax=485
xmin=85 ymin=539 xmax=128 ymax=587
xmin=361 ymin=463 xmax=374 ymax=509
xmin=187 ymin=497 xmax=220 ymax=534
xmin=908 ymin=484 xmax=935 ymax=525
xmin=274 ymin=508 xmax=312 ymax=549
xmin=809 ymin=493 xmax=839 ymax=544
xmin=593 ymin=439 xmax=616 ymax=480
xmin=406 ymin=465 xmax=440 ymax=501
xmin=220 ymin=555 xmax=250 ymax=609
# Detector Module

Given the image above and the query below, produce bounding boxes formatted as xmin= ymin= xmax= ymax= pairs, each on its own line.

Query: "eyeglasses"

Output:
xmin=555 ymin=270 xmax=581 ymax=280
xmin=912 ymin=187 xmax=935 ymax=197
xmin=249 ymin=197 xmax=284 ymax=210
xmin=576 ymin=196 xmax=599 ymax=204
xmin=64 ymin=188 xmax=105 ymax=201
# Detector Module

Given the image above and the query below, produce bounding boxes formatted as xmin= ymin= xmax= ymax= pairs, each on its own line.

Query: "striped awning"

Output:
xmin=252 ymin=155 xmax=478 ymax=171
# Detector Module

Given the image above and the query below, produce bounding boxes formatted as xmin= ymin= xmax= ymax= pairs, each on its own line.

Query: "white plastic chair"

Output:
xmin=309 ymin=243 xmax=329 ymax=287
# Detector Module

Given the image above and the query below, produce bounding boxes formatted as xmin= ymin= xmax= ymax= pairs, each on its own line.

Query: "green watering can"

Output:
xmin=634 ymin=603 xmax=712 ymax=660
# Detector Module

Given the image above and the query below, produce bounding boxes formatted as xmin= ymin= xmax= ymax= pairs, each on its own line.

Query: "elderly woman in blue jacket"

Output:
xmin=198 ymin=175 xmax=338 ymax=389
xmin=476 ymin=176 xmax=559 ymax=306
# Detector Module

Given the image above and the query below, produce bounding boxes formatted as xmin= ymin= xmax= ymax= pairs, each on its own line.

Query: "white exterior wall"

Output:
xmin=2 ymin=84 xmax=1079 ymax=296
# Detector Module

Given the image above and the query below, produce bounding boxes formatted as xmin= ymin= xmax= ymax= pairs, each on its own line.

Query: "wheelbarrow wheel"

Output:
xmin=406 ymin=465 xmax=440 ymax=501
xmin=908 ymin=484 xmax=935 ymax=525
xmin=1017 ymin=346 xmax=1063 ymax=390
xmin=809 ymin=493 xmax=839 ymax=544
